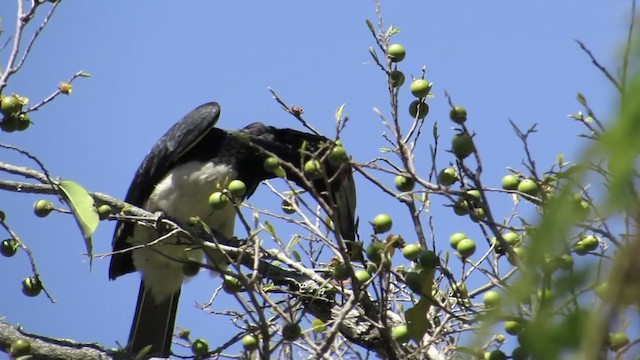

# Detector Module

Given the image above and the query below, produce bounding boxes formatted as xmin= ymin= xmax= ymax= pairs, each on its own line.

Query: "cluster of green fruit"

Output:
xmin=1 ymin=232 xmax=43 ymax=297
xmin=0 ymin=94 xmax=31 ymax=132
xmin=386 ymin=43 xmax=432 ymax=121
xmin=208 ymin=179 xmax=247 ymax=210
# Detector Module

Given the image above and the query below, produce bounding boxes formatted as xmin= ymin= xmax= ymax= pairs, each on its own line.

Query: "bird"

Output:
xmin=108 ymin=102 xmax=357 ymax=358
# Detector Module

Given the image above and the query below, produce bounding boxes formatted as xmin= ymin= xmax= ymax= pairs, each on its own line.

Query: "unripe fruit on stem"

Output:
xmin=517 ymin=179 xmax=539 ymax=196
xmin=438 ymin=167 xmax=457 ymax=186
xmin=408 ymin=100 xmax=429 ymax=119
xmin=391 ymin=324 xmax=410 ymax=342
xmin=328 ymin=146 xmax=348 ymax=165
xmin=449 ymin=233 xmax=467 ymax=249
xmin=484 ymin=350 xmax=506 ymax=360
xmin=501 ymin=174 xmax=519 ymax=190
xmin=504 ymin=320 xmax=523 ymax=335
xmin=191 ymin=339 xmax=209 ymax=356
xmin=456 ymin=238 xmax=476 ymax=258
xmin=1 ymin=95 xmax=23 ymax=116
xmin=242 ymin=335 xmax=258 ymax=351
xmin=483 ymin=290 xmax=501 ymax=308
xmin=9 ymin=339 xmax=31 ymax=357
xmin=228 ymin=180 xmax=247 ymax=198
xmin=366 ymin=241 xmax=386 ymax=264
xmin=580 ymin=235 xmax=599 ymax=252
xmin=371 ymin=213 xmax=393 ymax=234
xmin=33 ymin=199 xmax=54 ymax=217
xmin=98 ymin=204 xmax=113 ymax=220
xmin=332 ymin=263 xmax=349 ymax=281
xmin=222 ymin=275 xmax=243 ymax=294
xmin=449 ymin=106 xmax=467 ymax=124
xmin=58 ymin=82 xmax=72 ymax=94
xmin=354 ymin=269 xmax=371 ymax=284
xmin=263 ymin=156 xmax=280 ymax=172
xmin=389 ymin=70 xmax=405 ymax=87
xmin=451 ymin=133 xmax=475 ymax=159
xmin=418 ymin=250 xmax=438 ymax=269
xmin=282 ymin=323 xmax=301 ymax=341
xmin=208 ymin=192 xmax=229 ymax=210
xmin=387 ymin=44 xmax=406 ymax=62
xmin=281 ymin=197 xmax=297 ymax=214
xmin=311 ymin=318 xmax=326 ymax=332
xmin=395 ymin=175 xmax=415 ymax=192
xmin=304 ymin=159 xmax=323 ymax=180
xmin=402 ymin=243 xmax=421 ymax=261
xmin=1 ymin=239 xmax=18 ymax=257
xmin=410 ymin=79 xmax=431 ymax=98
xmin=22 ymin=276 xmax=42 ymax=297
xmin=608 ymin=332 xmax=629 ymax=351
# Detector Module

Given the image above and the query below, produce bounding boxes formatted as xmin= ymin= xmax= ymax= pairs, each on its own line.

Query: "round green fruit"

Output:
xmin=328 ymin=146 xmax=348 ymax=165
xmin=311 ymin=318 xmax=326 ymax=332
xmin=366 ymin=241 xmax=386 ymax=264
xmin=182 ymin=260 xmax=201 ymax=277
xmin=98 ymin=204 xmax=113 ymax=220
xmin=557 ymin=254 xmax=574 ymax=270
xmin=537 ymin=288 xmax=553 ymax=303
xmin=418 ymin=250 xmax=438 ymax=269
xmin=410 ymin=79 xmax=432 ymax=98
xmin=304 ymin=159 xmax=323 ymax=180
xmin=191 ymin=338 xmax=209 ymax=356
xmin=333 ymin=262 xmax=349 ymax=281
xmin=438 ymin=167 xmax=457 ymax=186
xmin=408 ymin=100 xmax=429 ymax=119
xmin=580 ymin=235 xmax=599 ymax=252
xmin=502 ymin=232 xmax=520 ymax=246
xmin=501 ymin=174 xmax=520 ymax=190
xmin=228 ymin=180 xmax=247 ymax=198
xmin=242 ymin=334 xmax=258 ymax=351
xmin=222 ymin=275 xmax=243 ymax=294
xmin=387 ymin=44 xmax=406 ymax=62
xmin=1 ymin=239 xmax=18 ymax=257
xmin=449 ymin=106 xmax=467 ymax=124
xmin=1 ymin=115 xmax=19 ymax=132
xmin=465 ymin=189 xmax=481 ymax=204
xmin=449 ymin=232 xmax=467 ymax=249
xmin=456 ymin=238 xmax=476 ymax=258
xmin=1 ymin=95 xmax=23 ymax=116
xmin=354 ymin=269 xmax=372 ymax=284
xmin=511 ymin=347 xmax=528 ymax=360
xmin=371 ymin=213 xmax=393 ymax=234
xmin=504 ymin=320 xmax=523 ymax=335
xmin=483 ymin=290 xmax=501 ymax=308
xmin=281 ymin=197 xmax=297 ymax=214
xmin=208 ymin=192 xmax=229 ymax=210
xmin=9 ymin=338 xmax=31 ymax=357
xmin=33 ymin=199 xmax=54 ymax=218
xmin=517 ymin=179 xmax=539 ymax=196
xmin=608 ymin=332 xmax=629 ymax=351
xmin=263 ymin=156 xmax=280 ymax=172
xmin=451 ymin=133 xmax=475 ymax=159
xmin=508 ymin=247 xmax=526 ymax=266
xmin=395 ymin=175 xmax=415 ymax=192
xmin=17 ymin=113 xmax=31 ymax=131
xmin=389 ymin=70 xmax=405 ymax=87
xmin=484 ymin=350 xmax=506 ymax=360
xmin=391 ymin=324 xmax=410 ymax=342
xmin=22 ymin=276 xmax=42 ymax=297
xmin=453 ymin=200 xmax=469 ymax=216
xmin=402 ymin=243 xmax=421 ymax=261
xmin=282 ymin=322 xmax=301 ymax=341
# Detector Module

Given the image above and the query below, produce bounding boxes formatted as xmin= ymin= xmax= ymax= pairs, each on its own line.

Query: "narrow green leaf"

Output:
xmin=368 ymin=46 xmax=380 ymax=64
xmin=292 ymin=250 xmax=302 ymax=263
xmin=287 ymin=235 xmax=301 ymax=252
xmin=335 ymin=103 xmax=346 ymax=121
xmin=389 ymin=27 xmax=401 ymax=35
xmin=404 ymin=298 xmax=431 ymax=341
xmin=78 ymin=71 xmax=92 ymax=78
xmin=576 ymin=92 xmax=587 ymax=107
xmin=59 ymin=180 xmax=99 ymax=265
xmin=365 ymin=19 xmax=376 ymax=37
xmin=264 ymin=221 xmax=276 ymax=236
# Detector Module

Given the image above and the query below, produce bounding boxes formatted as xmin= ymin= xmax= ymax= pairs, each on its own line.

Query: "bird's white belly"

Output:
xmin=130 ymin=161 xmax=237 ymax=301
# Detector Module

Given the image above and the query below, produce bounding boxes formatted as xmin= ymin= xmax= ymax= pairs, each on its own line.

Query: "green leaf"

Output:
xmin=389 ymin=26 xmax=401 ymax=35
xmin=78 ymin=71 xmax=92 ymax=78
xmin=368 ymin=46 xmax=380 ymax=64
xmin=576 ymin=92 xmax=587 ymax=107
xmin=274 ymin=165 xmax=286 ymax=178
xmin=365 ymin=19 xmax=376 ymax=37
xmin=335 ymin=103 xmax=346 ymax=121
xmin=287 ymin=235 xmax=301 ymax=253
xmin=404 ymin=298 xmax=431 ymax=341
xmin=292 ymin=250 xmax=302 ymax=263
xmin=263 ymin=221 xmax=276 ymax=237
xmin=59 ymin=180 xmax=99 ymax=265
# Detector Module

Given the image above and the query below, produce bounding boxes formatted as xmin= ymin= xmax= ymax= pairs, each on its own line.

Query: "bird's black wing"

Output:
xmin=109 ymin=102 xmax=222 ymax=279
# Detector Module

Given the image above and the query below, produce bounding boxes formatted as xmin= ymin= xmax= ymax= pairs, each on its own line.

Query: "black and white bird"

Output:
xmin=108 ymin=102 xmax=357 ymax=357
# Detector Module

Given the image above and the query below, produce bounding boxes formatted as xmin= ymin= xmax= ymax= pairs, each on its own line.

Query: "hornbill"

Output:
xmin=109 ymin=102 xmax=357 ymax=357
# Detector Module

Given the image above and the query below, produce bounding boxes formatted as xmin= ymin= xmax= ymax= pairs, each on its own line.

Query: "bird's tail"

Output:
xmin=128 ymin=280 xmax=180 ymax=358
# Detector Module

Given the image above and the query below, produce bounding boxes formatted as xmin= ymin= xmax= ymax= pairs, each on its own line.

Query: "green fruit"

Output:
xmin=366 ymin=241 xmax=386 ymax=264
xmin=304 ymin=159 xmax=323 ymax=180
xmin=1 ymin=239 xmax=18 ymax=257
xmin=98 ymin=204 xmax=113 ymax=220
xmin=222 ymin=275 xmax=243 ymax=294
xmin=449 ymin=106 xmax=467 ymax=124
xmin=1 ymin=115 xmax=19 ymax=132
xmin=456 ymin=238 xmax=476 ymax=258
xmin=228 ymin=180 xmax=247 ymax=197
xmin=182 ymin=260 xmax=201 ymax=277
xmin=501 ymin=174 xmax=520 ymax=190
xmin=537 ymin=288 xmax=553 ymax=303
xmin=332 ymin=262 xmax=349 ymax=281
xmin=263 ymin=156 xmax=280 ymax=172
xmin=9 ymin=338 xmax=31 ymax=357
xmin=557 ymin=254 xmax=574 ymax=270
xmin=517 ymin=179 xmax=539 ymax=196
xmin=410 ymin=79 xmax=432 ymax=98
xmin=354 ymin=269 xmax=372 ymax=284
xmin=328 ymin=146 xmax=348 ymax=165
xmin=465 ymin=189 xmax=481 ymax=204
xmin=395 ymin=175 xmax=415 ymax=192
xmin=451 ymin=133 xmax=475 ymax=159
xmin=281 ymin=197 xmax=297 ymax=214
xmin=580 ymin=235 xmax=599 ymax=252
xmin=191 ymin=338 xmax=209 ymax=356
xmin=242 ymin=334 xmax=258 ymax=351
xmin=389 ymin=70 xmax=405 ymax=87
xmin=282 ymin=322 xmax=301 ymax=341
xmin=408 ymin=100 xmax=429 ymax=119
xmin=311 ymin=318 xmax=326 ymax=332
xmin=483 ymin=290 xmax=501 ymax=308
xmin=453 ymin=200 xmax=469 ymax=216
xmin=33 ymin=199 xmax=54 ymax=217
xmin=402 ymin=244 xmax=421 ymax=261
xmin=484 ymin=350 xmax=506 ymax=360
xmin=504 ymin=320 xmax=523 ymax=335
xmin=208 ymin=192 xmax=229 ymax=210
xmin=391 ymin=324 xmax=410 ymax=342
xmin=418 ymin=250 xmax=438 ymax=269
xmin=508 ymin=247 xmax=526 ymax=265
xmin=387 ymin=44 xmax=406 ymax=62
xmin=511 ymin=347 xmax=528 ymax=360
xmin=449 ymin=233 xmax=467 ymax=249
xmin=17 ymin=113 xmax=31 ymax=131
xmin=1 ymin=95 xmax=23 ymax=116
xmin=438 ymin=167 xmax=457 ymax=186
xmin=371 ymin=213 xmax=393 ymax=234
xmin=471 ymin=208 xmax=485 ymax=223
xmin=0 ymin=210 xmax=5 ymax=222
xmin=608 ymin=332 xmax=629 ymax=351
xmin=502 ymin=232 xmax=520 ymax=246
xmin=22 ymin=276 xmax=42 ymax=297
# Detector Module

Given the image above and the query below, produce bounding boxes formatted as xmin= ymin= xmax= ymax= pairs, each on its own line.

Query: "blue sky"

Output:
xmin=0 ymin=0 xmax=634 ymax=357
